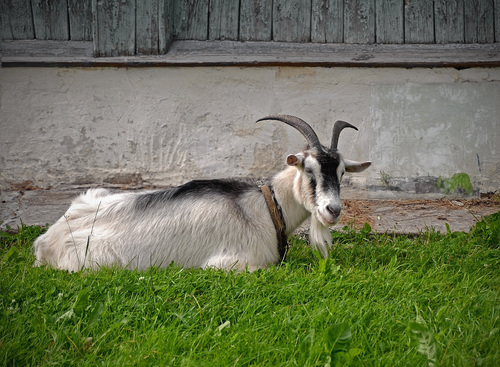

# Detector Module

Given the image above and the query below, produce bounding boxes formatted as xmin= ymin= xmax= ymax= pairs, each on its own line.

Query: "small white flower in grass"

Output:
xmin=12 ymin=299 xmax=16 ymax=303
xmin=139 ymin=276 xmax=145 ymax=281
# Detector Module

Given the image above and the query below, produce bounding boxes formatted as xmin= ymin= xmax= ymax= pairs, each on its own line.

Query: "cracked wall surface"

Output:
xmin=1 ymin=67 xmax=499 ymax=199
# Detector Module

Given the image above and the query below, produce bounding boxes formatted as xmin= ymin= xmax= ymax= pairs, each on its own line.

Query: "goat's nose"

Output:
xmin=327 ymin=205 xmax=341 ymax=218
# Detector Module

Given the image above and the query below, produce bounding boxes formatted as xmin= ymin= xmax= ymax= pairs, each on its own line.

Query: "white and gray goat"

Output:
xmin=33 ymin=115 xmax=371 ymax=272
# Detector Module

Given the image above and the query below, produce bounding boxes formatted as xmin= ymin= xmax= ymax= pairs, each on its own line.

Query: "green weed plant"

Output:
xmin=437 ymin=173 xmax=474 ymax=196
xmin=1 ymin=213 xmax=499 ymax=366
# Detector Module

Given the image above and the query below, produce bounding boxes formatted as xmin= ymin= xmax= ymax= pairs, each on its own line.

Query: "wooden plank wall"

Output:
xmin=239 ymin=0 xmax=272 ymax=41
xmin=1 ymin=0 xmax=499 ymax=57
xmin=1 ymin=0 xmax=92 ymax=41
xmin=68 ymin=0 xmax=93 ymax=41
xmin=92 ymin=0 xmax=135 ymax=57
xmin=1 ymin=0 xmax=34 ymax=40
xmin=208 ymin=0 xmax=239 ymax=40
xmin=311 ymin=0 xmax=343 ymax=43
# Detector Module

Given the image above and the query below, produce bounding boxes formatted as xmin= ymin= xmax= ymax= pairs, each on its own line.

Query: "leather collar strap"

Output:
xmin=260 ymin=185 xmax=288 ymax=263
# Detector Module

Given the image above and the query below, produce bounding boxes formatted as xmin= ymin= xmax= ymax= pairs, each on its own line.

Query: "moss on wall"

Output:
xmin=437 ymin=173 xmax=474 ymax=196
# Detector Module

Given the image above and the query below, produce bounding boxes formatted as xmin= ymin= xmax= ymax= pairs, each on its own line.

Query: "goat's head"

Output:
xmin=257 ymin=115 xmax=371 ymax=227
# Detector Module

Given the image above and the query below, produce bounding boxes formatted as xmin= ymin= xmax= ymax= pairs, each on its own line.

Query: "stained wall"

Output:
xmin=1 ymin=66 xmax=499 ymax=199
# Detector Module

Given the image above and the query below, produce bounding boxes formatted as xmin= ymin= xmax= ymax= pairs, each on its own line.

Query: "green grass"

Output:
xmin=1 ymin=212 xmax=499 ymax=366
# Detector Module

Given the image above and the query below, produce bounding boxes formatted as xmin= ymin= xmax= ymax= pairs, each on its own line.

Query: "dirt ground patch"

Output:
xmin=339 ymin=194 xmax=499 ymax=234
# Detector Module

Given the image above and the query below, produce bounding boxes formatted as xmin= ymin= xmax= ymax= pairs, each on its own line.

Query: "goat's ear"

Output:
xmin=344 ymin=159 xmax=371 ymax=172
xmin=286 ymin=154 xmax=304 ymax=167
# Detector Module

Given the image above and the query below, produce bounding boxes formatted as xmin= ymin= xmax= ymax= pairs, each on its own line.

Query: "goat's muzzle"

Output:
xmin=317 ymin=204 xmax=342 ymax=226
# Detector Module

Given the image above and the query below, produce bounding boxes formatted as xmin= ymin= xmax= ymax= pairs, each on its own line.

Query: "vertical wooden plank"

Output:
xmin=375 ymin=0 xmax=404 ymax=43
xmin=68 ymin=0 xmax=92 ymax=41
xmin=434 ymin=0 xmax=464 ymax=43
xmin=0 ymin=0 xmax=34 ymax=40
xmin=344 ymin=0 xmax=375 ymax=43
xmin=136 ymin=0 xmax=159 ymax=54
xmin=159 ymin=0 xmax=174 ymax=53
xmin=405 ymin=0 xmax=434 ymax=43
xmin=92 ymin=0 xmax=135 ymax=57
xmin=495 ymin=0 xmax=500 ymax=42
xmin=311 ymin=0 xmax=343 ymax=43
xmin=209 ymin=0 xmax=239 ymax=40
xmin=464 ymin=0 xmax=494 ymax=43
xmin=0 ymin=2 xmax=11 ymax=40
xmin=239 ymin=0 xmax=272 ymax=41
xmin=273 ymin=0 xmax=311 ymax=42
xmin=173 ymin=0 xmax=209 ymax=40
xmin=31 ymin=0 xmax=69 ymax=40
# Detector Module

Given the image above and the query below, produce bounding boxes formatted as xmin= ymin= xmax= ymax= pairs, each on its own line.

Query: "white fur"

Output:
xmin=33 ymin=152 xmax=370 ymax=272
xmin=34 ymin=186 xmax=278 ymax=272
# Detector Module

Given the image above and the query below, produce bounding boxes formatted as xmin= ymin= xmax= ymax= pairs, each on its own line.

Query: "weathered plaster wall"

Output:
xmin=1 ymin=66 xmax=499 ymax=198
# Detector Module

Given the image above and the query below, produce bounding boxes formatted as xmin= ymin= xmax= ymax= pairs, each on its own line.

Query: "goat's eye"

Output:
xmin=304 ymin=167 xmax=314 ymax=176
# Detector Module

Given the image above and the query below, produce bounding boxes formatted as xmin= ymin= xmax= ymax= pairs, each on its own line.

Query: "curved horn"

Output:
xmin=331 ymin=120 xmax=358 ymax=150
xmin=256 ymin=115 xmax=321 ymax=147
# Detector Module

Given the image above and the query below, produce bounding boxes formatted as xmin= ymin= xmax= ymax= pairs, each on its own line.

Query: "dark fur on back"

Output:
xmin=134 ymin=179 xmax=258 ymax=211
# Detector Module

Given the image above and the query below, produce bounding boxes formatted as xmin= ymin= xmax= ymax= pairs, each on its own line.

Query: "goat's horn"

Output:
xmin=331 ymin=120 xmax=358 ymax=150
xmin=256 ymin=115 xmax=321 ymax=147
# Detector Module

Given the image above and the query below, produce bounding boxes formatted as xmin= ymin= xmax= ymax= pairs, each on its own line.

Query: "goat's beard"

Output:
xmin=309 ymin=215 xmax=332 ymax=258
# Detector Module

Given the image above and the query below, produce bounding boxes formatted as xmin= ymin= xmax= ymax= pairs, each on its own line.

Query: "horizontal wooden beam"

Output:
xmin=2 ymin=40 xmax=500 ymax=68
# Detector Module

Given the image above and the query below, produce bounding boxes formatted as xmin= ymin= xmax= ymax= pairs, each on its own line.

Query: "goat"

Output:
xmin=33 ymin=115 xmax=371 ymax=272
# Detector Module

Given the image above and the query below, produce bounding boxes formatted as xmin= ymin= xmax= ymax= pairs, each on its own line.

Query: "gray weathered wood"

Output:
xmin=209 ymin=0 xmax=239 ymax=40
xmin=1 ymin=0 xmax=499 ymax=51
xmin=136 ymin=0 xmax=159 ymax=54
xmin=311 ymin=0 xmax=343 ymax=43
xmin=92 ymin=0 xmax=135 ymax=57
xmin=405 ymin=0 xmax=434 ymax=43
xmin=375 ymin=0 xmax=403 ymax=43
xmin=344 ymin=0 xmax=375 ymax=44
xmin=68 ymin=0 xmax=92 ymax=41
xmin=273 ymin=0 xmax=311 ymax=42
xmin=159 ymin=0 xmax=175 ymax=53
xmin=496 ymin=0 xmax=500 ymax=42
xmin=464 ymin=0 xmax=494 ymax=43
xmin=239 ymin=0 xmax=272 ymax=41
xmin=434 ymin=0 xmax=464 ymax=43
xmin=2 ymin=40 xmax=94 ymax=61
xmin=0 ymin=0 xmax=34 ymax=40
xmin=0 ymin=2 xmax=10 ymax=40
xmin=31 ymin=0 xmax=69 ymax=40
xmin=173 ymin=0 xmax=209 ymax=40
xmin=3 ymin=40 xmax=500 ymax=68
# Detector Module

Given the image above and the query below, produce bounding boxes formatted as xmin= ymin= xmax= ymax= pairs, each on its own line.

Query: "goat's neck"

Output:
xmin=271 ymin=167 xmax=310 ymax=236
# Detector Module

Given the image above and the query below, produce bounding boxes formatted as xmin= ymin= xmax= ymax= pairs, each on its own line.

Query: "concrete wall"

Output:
xmin=1 ymin=66 xmax=499 ymax=200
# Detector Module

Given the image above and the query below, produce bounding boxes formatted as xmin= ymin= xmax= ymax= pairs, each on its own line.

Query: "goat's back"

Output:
xmin=33 ymin=181 xmax=279 ymax=272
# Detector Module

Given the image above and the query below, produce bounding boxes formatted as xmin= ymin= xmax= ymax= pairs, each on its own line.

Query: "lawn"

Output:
xmin=1 ymin=211 xmax=499 ymax=366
